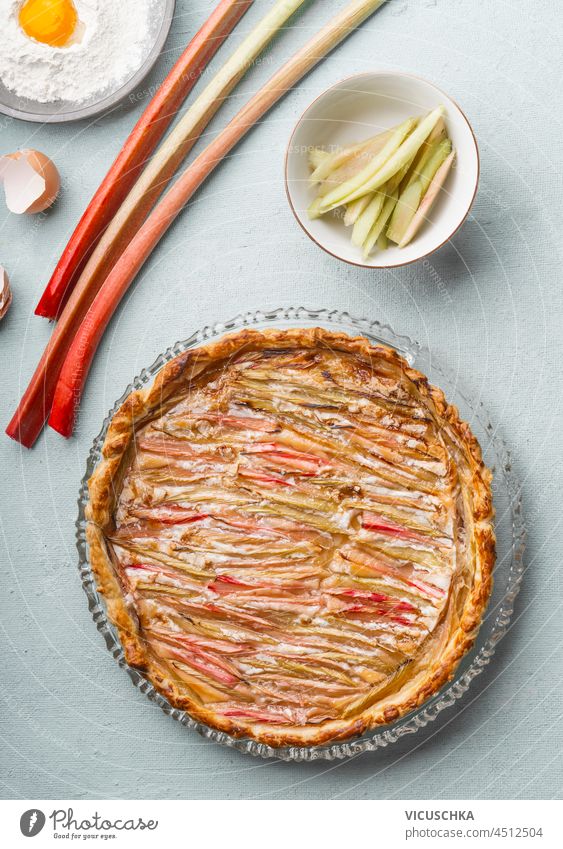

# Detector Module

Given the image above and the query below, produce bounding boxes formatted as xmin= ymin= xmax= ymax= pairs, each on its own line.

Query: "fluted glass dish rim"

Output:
xmin=76 ymin=306 xmax=525 ymax=762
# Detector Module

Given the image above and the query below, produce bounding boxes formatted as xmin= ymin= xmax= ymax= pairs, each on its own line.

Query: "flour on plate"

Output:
xmin=0 ymin=0 xmax=158 ymax=104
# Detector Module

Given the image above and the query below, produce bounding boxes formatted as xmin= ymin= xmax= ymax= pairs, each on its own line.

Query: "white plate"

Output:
xmin=285 ymin=72 xmax=479 ymax=269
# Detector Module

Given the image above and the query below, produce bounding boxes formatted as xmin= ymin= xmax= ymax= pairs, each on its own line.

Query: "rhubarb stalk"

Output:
xmin=49 ymin=0 xmax=389 ymax=439
xmin=35 ymin=0 xmax=254 ymax=319
xmin=7 ymin=0 xmax=309 ymax=447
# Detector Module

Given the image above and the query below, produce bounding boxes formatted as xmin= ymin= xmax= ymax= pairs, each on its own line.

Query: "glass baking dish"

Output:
xmin=76 ymin=307 xmax=525 ymax=761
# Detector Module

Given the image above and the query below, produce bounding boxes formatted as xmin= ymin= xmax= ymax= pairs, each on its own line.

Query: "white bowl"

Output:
xmin=0 ymin=0 xmax=175 ymax=123
xmin=285 ymin=72 xmax=479 ymax=269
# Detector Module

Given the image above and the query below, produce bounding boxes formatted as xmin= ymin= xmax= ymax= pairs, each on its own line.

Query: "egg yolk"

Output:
xmin=19 ymin=0 xmax=78 ymax=48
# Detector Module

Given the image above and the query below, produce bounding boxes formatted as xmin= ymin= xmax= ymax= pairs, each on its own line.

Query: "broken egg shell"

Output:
xmin=0 ymin=149 xmax=60 ymax=215
xmin=0 ymin=265 xmax=12 ymax=321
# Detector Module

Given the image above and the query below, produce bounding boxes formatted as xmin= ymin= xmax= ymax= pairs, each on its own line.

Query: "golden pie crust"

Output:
xmin=86 ymin=328 xmax=495 ymax=747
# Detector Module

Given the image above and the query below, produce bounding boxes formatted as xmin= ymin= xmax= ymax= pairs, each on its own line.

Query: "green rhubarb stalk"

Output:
xmin=399 ymin=117 xmax=446 ymax=191
xmin=362 ymin=188 xmax=398 ymax=258
xmin=386 ymin=180 xmax=423 ymax=244
xmin=344 ymin=194 xmax=372 ymax=226
xmin=319 ymin=118 xmax=415 ymax=212
xmin=331 ymin=106 xmax=446 ymax=208
xmin=387 ymin=139 xmax=452 ymax=245
xmin=417 ymin=137 xmax=452 ymax=195
xmin=386 ymin=142 xmax=421 ymax=192
xmin=351 ymin=190 xmax=385 ymax=246
xmin=398 ymin=150 xmax=455 ymax=247
xmin=307 ymin=195 xmax=324 ymax=220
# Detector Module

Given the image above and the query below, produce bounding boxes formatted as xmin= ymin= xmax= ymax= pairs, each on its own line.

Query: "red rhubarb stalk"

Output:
xmin=238 ymin=469 xmax=293 ymax=487
xmin=35 ymin=0 xmax=254 ymax=319
xmin=49 ymin=0 xmax=388 ymax=438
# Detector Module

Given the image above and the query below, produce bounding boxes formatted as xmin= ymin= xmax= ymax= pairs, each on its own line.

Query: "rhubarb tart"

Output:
xmin=86 ymin=328 xmax=495 ymax=747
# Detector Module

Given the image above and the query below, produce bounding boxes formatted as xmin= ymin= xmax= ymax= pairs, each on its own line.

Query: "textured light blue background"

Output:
xmin=1 ymin=0 xmax=562 ymax=800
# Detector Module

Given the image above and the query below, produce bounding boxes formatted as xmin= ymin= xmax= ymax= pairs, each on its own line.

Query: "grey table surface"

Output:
xmin=1 ymin=0 xmax=562 ymax=801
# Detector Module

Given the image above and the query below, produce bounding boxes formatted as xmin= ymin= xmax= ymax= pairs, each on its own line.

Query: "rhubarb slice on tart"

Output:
xmin=86 ymin=328 xmax=495 ymax=747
